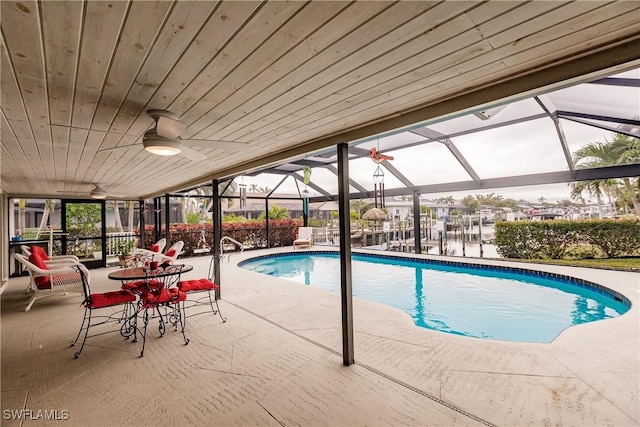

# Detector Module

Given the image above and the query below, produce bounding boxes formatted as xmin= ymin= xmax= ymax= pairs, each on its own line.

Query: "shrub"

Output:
xmin=136 ymin=218 xmax=303 ymax=256
xmin=582 ymin=219 xmax=640 ymax=258
xmin=495 ymin=218 xmax=640 ymax=259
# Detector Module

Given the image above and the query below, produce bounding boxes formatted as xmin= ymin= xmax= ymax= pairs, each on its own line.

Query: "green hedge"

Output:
xmin=495 ymin=219 xmax=640 ymax=259
xmin=137 ymin=218 xmax=302 ymax=256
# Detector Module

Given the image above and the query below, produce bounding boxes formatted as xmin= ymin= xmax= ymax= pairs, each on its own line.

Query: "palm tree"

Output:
xmin=190 ymin=180 xmax=238 ymax=215
xmin=249 ymin=183 xmax=259 ymax=192
xmin=259 ymin=204 xmax=289 ymax=220
xmin=18 ymin=199 xmax=26 ymax=237
xmin=112 ymin=200 xmax=123 ymax=232
xmin=569 ymin=180 xmax=617 ymax=218
xmin=177 ymin=197 xmax=187 ymax=223
xmin=222 ymin=180 xmax=238 ymax=209
xmin=611 ymin=133 xmax=640 ymax=214
xmin=36 ymin=199 xmax=55 ymax=238
xmin=461 ymin=195 xmax=480 ymax=213
xmin=436 ymin=196 xmax=453 ymax=206
xmin=124 ymin=200 xmax=135 ymax=232
xmin=573 ymin=134 xmax=640 ymax=215
xmin=350 ymin=200 xmax=370 ymax=218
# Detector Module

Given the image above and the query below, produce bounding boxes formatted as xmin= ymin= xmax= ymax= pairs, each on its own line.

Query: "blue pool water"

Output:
xmin=240 ymin=252 xmax=630 ymax=342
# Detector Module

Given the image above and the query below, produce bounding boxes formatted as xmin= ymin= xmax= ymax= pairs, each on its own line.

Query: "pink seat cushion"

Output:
xmin=179 ymin=278 xmax=218 ymax=293
xmin=28 ymin=253 xmax=51 ymax=289
xmin=31 ymin=245 xmax=50 ymax=261
xmin=142 ymin=288 xmax=186 ymax=306
xmin=150 ymin=244 xmax=160 ymax=252
xmin=89 ymin=290 xmax=136 ymax=309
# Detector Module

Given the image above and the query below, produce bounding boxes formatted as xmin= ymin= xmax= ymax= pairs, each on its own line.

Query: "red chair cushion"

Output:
xmin=28 ymin=253 xmax=51 ymax=289
xmin=179 ymin=278 xmax=218 ymax=293
xmin=142 ymin=288 xmax=186 ymax=306
xmin=162 ymin=248 xmax=177 ymax=265
xmin=31 ymin=245 xmax=50 ymax=261
xmin=89 ymin=290 xmax=136 ymax=309
xmin=122 ymin=279 xmax=161 ymax=293
xmin=150 ymin=244 xmax=160 ymax=252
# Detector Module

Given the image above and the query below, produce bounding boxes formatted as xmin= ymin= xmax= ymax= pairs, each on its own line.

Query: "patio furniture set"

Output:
xmin=14 ymin=241 xmax=226 ymax=358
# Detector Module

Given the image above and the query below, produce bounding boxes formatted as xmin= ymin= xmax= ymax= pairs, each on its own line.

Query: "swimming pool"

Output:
xmin=240 ymin=251 xmax=630 ymax=343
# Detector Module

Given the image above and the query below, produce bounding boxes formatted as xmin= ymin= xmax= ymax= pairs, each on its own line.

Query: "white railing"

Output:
xmin=313 ymin=227 xmax=339 ymax=245
xmin=105 ymin=232 xmax=136 ymax=256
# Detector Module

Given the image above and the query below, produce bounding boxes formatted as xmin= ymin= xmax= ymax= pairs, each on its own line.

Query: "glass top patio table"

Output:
xmin=108 ymin=264 xmax=193 ymax=281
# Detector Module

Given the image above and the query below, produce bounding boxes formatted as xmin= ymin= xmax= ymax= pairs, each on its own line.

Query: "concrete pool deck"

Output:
xmin=1 ymin=247 xmax=638 ymax=426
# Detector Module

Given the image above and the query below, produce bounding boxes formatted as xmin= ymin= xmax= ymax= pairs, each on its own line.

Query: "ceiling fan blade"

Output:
xmin=50 ymin=124 xmax=139 ymax=137
xmin=184 ymin=138 xmax=249 ymax=149
xmin=179 ymin=145 xmax=208 ymax=162
xmin=156 ymin=115 xmax=187 ymax=139
xmin=97 ymin=143 xmax=141 ymax=153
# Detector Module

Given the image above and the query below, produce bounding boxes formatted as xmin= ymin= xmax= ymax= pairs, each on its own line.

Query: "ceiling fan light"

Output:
xmin=143 ymin=138 xmax=182 ymax=156
xmin=90 ymin=185 xmax=107 ymax=199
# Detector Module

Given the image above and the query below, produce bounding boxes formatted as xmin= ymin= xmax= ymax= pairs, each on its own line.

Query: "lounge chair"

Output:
xmin=20 ymin=245 xmax=79 ymax=293
xmin=14 ymin=253 xmax=85 ymax=311
xmin=293 ymin=227 xmax=314 ymax=250
xmin=159 ymin=240 xmax=184 ymax=264
xmin=132 ymin=237 xmax=166 ymax=259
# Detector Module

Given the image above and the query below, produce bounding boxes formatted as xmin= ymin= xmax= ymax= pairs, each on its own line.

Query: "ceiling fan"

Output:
xmin=98 ymin=110 xmax=248 ymax=161
xmin=56 ymin=183 xmax=122 ymax=199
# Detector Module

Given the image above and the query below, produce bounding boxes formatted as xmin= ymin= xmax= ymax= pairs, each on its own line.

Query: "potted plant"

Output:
xmin=115 ymin=240 xmax=136 ymax=267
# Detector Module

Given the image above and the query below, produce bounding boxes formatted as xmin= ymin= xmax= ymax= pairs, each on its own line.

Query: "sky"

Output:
xmin=237 ymin=120 xmax=615 ymax=205
xmin=236 ymin=67 xmax=638 ymax=205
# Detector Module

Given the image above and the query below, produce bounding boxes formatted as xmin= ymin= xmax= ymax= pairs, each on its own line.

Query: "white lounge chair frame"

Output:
xmin=293 ymin=227 xmax=314 ymax=250
xmin=14 ymin=253 xmax=86 ymax=311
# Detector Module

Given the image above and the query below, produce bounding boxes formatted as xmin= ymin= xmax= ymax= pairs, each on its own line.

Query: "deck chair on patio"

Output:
xmin=14 ymin=253 xmax=85 ymax=311
xmin=158 ymin=240 xmax=184 ymax=265
xmin=293 ymin=227 xmax=314 ymax=249
xmin=177 ymin=254 xmax=226 ymax=323
xmin=71 ymin=266 xmax=137 ymax=358
xmin=132 ymin=237 xmax=166 ymax=260
xmin=20 ymin=245 xmax=80 ymax=293
xmin=21 ymin=245 xmax=80 ymax=264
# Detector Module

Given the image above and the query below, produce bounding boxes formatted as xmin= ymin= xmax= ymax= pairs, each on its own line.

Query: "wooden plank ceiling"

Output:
xmin=1 ymin=0 xmax=640 ymax=200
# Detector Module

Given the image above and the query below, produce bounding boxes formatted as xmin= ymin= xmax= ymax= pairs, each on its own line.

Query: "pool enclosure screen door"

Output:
xmin=61 ymin=200 xmax=106 ymax=269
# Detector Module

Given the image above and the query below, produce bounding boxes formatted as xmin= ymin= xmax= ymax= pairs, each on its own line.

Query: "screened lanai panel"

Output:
xmin=269 ymin=174 xmax=304 ymax=196
xmin=380 ymin=142 xmax=472 ymax=185
xmin=359 ymin=131 xmax=428 ymax=153
xmin=453 ymin=118 xmax=568 ymax=179
xmin=559 ymin=120 xmax=620 ymax=160
xmin=237 ymin=173 xmax=300 ymax=196
xmin=544 ymin=79 xmax=640 ymax=122
xmin=305 ymin=166 xmax=362 ymax=197
xmin=423 ymin=97 xmax=546 ymax=139
xmin=348 ymin=156 xmax=405 ymax=192
xmin=565 ymin=117 xmax=640 ymax=139
xmin=425 ymin=182 xmax=575 ymax=204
